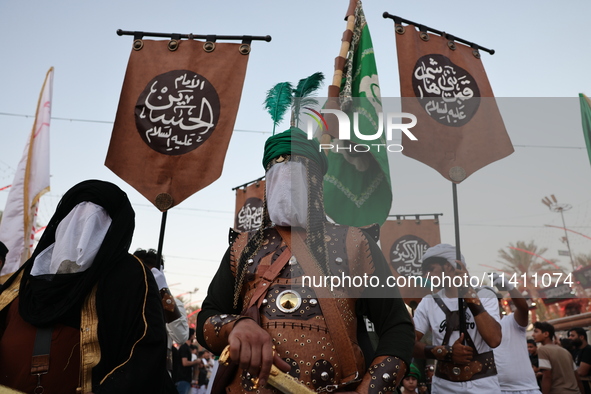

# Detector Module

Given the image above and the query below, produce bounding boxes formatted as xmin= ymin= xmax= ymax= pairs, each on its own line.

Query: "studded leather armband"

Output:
xmin=160 ymin=288 xmax=182 ymax=323
xmin=202 ymin=314 xmax=252 ymax=354
xmin=462 ymin=288 xmax=486 ymax=317
xmin=424 ymin=345 xmax=453 ymax=361
xmin=356 ymin=355 xmax=407 ymax=393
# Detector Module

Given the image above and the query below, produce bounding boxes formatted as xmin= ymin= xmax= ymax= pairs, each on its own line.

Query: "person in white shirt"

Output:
xmin=492 ymin=273 xmax=541 ymax=394
xmin=412 ymin=244 xmax=502 ymax=394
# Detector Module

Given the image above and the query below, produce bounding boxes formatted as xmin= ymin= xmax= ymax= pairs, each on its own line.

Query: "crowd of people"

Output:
xmin=0 ymin=125 xmax=589 ymax=393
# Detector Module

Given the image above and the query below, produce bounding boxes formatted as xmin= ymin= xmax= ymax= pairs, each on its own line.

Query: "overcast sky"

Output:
xmin=1 ymin=1 xmax=591 ymax=303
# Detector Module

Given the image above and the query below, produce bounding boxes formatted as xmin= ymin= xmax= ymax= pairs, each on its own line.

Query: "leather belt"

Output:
xmin=435 ymin=350 xmax=496 ymax=382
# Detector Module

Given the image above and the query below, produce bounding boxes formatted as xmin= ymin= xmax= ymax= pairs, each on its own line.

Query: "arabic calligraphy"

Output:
xmin=135 ymin=70 xmax=220 ymax=155
xmin=412 ymin=54 xmax=480 ymax=127
xmin=389 ymin=235 xmax=430 ymax=278
xmin=236 ymin=198 xmax=264 ymax=232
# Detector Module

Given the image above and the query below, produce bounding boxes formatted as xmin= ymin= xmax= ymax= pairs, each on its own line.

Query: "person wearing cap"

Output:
xmin=197 ymin=126 xmax=414 ymax=393
xmin=412 ymin=243 xmax=502 ymax=393
xmin=400 ymin=363 xmax=421 ymax=393
xmin=491 ymin=273 xmax=541 ymax=393
xmin=0 ymin=180 xmax=176 ymax=393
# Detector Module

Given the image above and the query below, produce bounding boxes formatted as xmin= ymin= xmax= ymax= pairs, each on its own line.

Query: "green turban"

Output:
xmin=262 ymin=127 xmax=328 ymax=175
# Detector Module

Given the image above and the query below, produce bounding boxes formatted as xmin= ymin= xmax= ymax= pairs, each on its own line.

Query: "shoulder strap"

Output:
xmin=432 ymin=293 xmax=478 ymax=351
xmin=246 ymin=247 xmax=292 ymax=310
xmin=276 ymin=226 xmax=360 ymax=384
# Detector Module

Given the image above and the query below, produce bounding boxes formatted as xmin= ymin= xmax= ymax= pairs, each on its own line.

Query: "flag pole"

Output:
xmin=321 ymin=0 xmax=357 ymax=150
xmin=156 ymin=211 xmax=167 ymax=270
xmin=154 ymin=193 xmax=173 ymax=270
xmin=452 ymin=182 xmax=467 ymax=338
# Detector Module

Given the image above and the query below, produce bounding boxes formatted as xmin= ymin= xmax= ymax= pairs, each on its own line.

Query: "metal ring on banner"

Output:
xmin=239 ymin=35 xmax=252 ymax=55
xmin=419 ymin=26 xmax=429 ymax=42
xmin=395 ymin=24 xmax=405 ymax=35
xmin=204 ymin=35 xmax=216 ymax=52
xmin=471 ymin=43 xmax=481 ymax=59
xmin=444 ymin=33 xmax=457 ymax=51
xmin=168 ymin=33 xmax=181 ymax=51
xmin=133 ymin=31 xmax=144 ymax=51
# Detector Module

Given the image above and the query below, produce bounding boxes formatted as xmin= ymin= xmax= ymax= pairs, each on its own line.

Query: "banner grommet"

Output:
xmin=239 ymin=43 xmax=251 ymax=55
xmin=472 ymin=49 xmax=480 ymax=59
xmin=395 ymin=25 xmax=405 ymax=35
xmin=203 ymin=41 xmax=216 ymax=52
xmin=447 ymin=41 xmax=457 ymax=51
xmin=133 ymin=39 xmax=144 ymax=51
xmin=168 ymin=39 xmax=180 ymax=51
xmin=419 ymin=32 xmax=429 ymax=41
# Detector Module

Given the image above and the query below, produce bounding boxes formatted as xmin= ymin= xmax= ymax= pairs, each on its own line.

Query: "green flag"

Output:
xmin=323 ymin=1 xmax=392 ymax=227
xmin=579 ymin=93 xmax=591 ymax=168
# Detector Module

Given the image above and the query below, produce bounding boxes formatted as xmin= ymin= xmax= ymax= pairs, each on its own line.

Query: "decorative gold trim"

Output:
xmin=0 ymin=271 xmax=23 ymax=310
xmin=99 ymin=258 xmax=149 ymax=384
xmin=80 ymin=284 xmax=100 ymax=392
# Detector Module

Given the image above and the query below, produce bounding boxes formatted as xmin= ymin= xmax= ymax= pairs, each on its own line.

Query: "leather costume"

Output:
xmin=198 ymin=225 xmax=414 ymax=393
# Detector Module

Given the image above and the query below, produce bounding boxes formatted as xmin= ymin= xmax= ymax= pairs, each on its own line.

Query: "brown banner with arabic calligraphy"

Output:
xmin=394 ymin=25 xmax=513 ymax=183
xmin=379 ymin=218 xmax=441 ymax=304
xmin=106 ymin=39 xmax=249 ymax=210
xmin=234 ymin=180 xmax=265 ymax=232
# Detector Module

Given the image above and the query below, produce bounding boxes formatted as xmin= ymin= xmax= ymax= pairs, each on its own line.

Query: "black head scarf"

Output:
xmin=5 ymin=180 xmax=135 ymax=327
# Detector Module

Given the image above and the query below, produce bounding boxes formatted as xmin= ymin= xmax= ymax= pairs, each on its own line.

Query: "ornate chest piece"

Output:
xmin=276 ymin=289 xmax=302 ymax=313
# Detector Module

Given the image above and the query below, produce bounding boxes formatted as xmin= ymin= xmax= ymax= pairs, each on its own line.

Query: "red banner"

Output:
xmin=106 ymin=39 xmax=249 ymax=210
xmin=394 ymin=24 xmax=513 ymax=183
xmin=234 ymin=180 xmax=265 ymax=232
xmin=379 ymin=218 xmax=441 ymax=304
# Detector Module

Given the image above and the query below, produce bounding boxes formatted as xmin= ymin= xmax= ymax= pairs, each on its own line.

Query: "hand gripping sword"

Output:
xmin=219 ymin=346 xmax=316 ymax=393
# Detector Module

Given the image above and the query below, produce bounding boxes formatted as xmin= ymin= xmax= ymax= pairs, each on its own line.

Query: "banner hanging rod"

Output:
xmin=388 ymin=213 xmax=444 ymax=219
xmin=382 ymin=13 xmax=494 ymax=55
xmin=231 ymin=176 xmax=265 ymax=191
xmin=117 ymin=29 xmax=272 ymax=42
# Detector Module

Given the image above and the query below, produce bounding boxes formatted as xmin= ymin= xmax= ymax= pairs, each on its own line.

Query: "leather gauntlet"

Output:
xmin=461 ymin=287 xmax=485 ymax=317
xmin=424 ymin=345 xmax=453 ymax=362
xmin=160 ymin=288 xmax=182 ymax=323
xmin=356 ymin=356 xmax=407 ymax=394
xmin=202 ymin=314 xmax=252 ymax=354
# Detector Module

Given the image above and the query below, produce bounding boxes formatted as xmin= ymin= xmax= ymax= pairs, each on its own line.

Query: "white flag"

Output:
xmin=0 ymin=67 xmax=53 ymax=277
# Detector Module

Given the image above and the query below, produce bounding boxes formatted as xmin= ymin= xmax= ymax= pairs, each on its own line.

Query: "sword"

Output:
xmin=218 ymin=345 xmax=316 ymax=394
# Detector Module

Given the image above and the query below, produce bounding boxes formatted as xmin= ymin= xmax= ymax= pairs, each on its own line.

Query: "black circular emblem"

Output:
xmin=135 ymin=70 xmax=220 ymax=155
xmin=235 ymin=197 xmax=264 ymax=232
xmin=412 ymin=54 xmax=480 ymax=127
xmin=390 ymin=235 xmax=430 ymax=277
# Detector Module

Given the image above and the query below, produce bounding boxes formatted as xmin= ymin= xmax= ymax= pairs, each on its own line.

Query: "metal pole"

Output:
xmin=156 ymin=210 xmax=168 ymax=270
xmin=452 ymin=183 xmax=467 ymax=338
xmin=559 ymin=209 xmax=576 ymax=271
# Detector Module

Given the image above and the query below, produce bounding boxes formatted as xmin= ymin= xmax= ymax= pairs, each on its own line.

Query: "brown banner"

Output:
xmin=395 ymin=25 xmax=513 ymax=183
xmin=234 ymin=180 xmax=265 ymax=232
xmin=106 ymin=39 xmax=249 ymax=210
xmin=379 ymin=218 xmax=441 ymax=304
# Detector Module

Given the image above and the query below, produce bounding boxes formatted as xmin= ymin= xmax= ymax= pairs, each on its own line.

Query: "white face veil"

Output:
xmin=265 ymin=160 xmax=308 ymax=228
xmin=30 ymin=201 xmax=112 ymax=276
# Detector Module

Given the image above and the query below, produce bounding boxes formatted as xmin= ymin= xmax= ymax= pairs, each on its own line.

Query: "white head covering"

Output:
xmin=265 ymin=160 xmax=308 ymax=228
xmin=421 ymin=243 xmax=466 ymax=267
xmin=31 ymin=201 xmax=112 ymax=276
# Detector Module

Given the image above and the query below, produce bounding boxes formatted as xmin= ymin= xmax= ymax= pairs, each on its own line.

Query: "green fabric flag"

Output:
xmin=323 ymin=1 xmax=392 ymax=227
xmin=579 ymin=93 xmax=591 ymax=167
